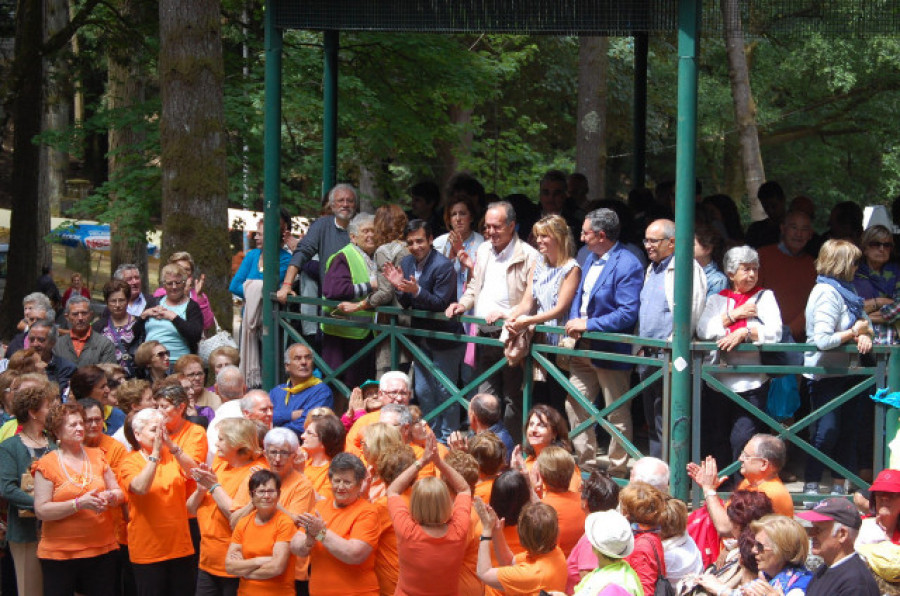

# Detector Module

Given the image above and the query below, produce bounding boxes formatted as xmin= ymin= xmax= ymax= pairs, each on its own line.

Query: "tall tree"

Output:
xmin=575 ymin=36 xmax=608 ymax=201
xmin=722 ymin=0 xmax=766 ymax=220
xmin=158 ymin=0 xmax=231 ymax=328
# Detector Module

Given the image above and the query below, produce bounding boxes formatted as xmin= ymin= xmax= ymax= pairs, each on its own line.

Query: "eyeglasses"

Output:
xmin=869 ymin=241 xmax=894 ymax=250
xmin=153 ymin=350 xmax=170 ymax=359
xmin=739 ymin=450 xmax=766 ymax=462
xmin=266 ymin=449 xmax=293 ymax=459
xmin=84 ymin=417 xmax=104 ymax=426
xmin=751 ymin=540 xmax=773 ymax=553
xmin=643 ymin=237 xmax=669 ymax=246
xmin=380 ymin=389 xmax=410 ymax=397
xmin=254 ymin=488 xmax=278 ymax=496
xmin=185 ymin=371 xmax=205 ymax=378
xmin=164 ymin=280 xmax=186 ymax=288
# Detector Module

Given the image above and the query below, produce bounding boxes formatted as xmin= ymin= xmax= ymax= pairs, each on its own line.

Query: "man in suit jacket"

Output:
xmin=385 ymin=219 xmax=461 ymax=442
xmin=564 ymin=209 xmax=644 ymax=476
xmin=53 ymin=295 xmax=117 ymax=368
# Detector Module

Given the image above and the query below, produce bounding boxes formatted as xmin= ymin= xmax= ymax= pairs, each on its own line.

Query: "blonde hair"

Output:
xmin=362 ymin=422 xmax=402 ymax=463
xmin=217 ymin=417 xmax=262 ymax=459
xmin=659 ymin=496 xmax=688 ymax=540
xmin=168 ymin=251 xmax=195 ymax=275
xmin=531 ymin=214 xmax=575 ymax=266
xmin=160 ymin=263 xmax=187 ymax=282
xmin=410 ymin=477 xmax=452 ymax=525
xmin=536 ymin=445 xmax=576 ymax=491
xmin=815 ymin=239 xmax=862 ymax=281
xmin=749 ymin=514 xmax=809 ymax=566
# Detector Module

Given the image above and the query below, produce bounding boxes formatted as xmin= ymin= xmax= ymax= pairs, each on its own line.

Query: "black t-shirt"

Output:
xmin=805 ymin=553 xmax=879 ymax=596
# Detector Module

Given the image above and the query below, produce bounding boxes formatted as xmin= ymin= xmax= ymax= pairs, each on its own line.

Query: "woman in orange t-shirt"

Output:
xmin=189 ymin=417 xmax=265 ymax=596
xmin=34 ymin=402 xmax=124 ymax=596
xmin=226 ymin=469 xmax=295 ymax=596
xmin=119 ymin=407 xmax=196 ymax=594
xmin=522 ymin=405 xmax=582 ymax=493
xmin=488 ymin=470 xmax=533 ymax=563
xmin=468 ymin=431 xmax=506 ymax=503
xmin=301 ymin=414 xmax=345 ymax=500
xmin=291 ymin=452 xmax=381 ymax=596
xmin=370 ymin=444 xmax=417 ymax=596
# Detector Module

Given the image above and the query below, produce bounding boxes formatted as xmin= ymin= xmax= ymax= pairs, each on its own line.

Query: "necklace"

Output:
xmin=56 ymin=447 xmax=93 ymax=490
xmin=20 ymin=428 xmax=46 ymax=446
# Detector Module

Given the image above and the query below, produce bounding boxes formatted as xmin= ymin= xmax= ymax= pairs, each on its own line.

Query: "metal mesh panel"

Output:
xmin=274 ymin=0 xmax=900 ymax=37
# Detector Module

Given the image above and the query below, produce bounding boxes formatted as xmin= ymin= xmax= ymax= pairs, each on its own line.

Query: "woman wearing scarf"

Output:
xmin=854 ymin=225 xmax=900 ymax=345
xmin=803 ymin=239 xmax=873 ymax=495
xmin=698 ymin=246 xmax=784 ymax=465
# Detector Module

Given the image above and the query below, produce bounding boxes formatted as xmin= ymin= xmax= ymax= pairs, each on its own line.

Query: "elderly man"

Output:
xmin=27 ymin=319 xmax=76 ymax=396
xmin=468 ymin=393 xmax=514 ymax=460
xmin=205 ymin=367 xmax=249 ymax=461
xmin=270 ymin=344 xmax=333 ymax=437
xmin=630 ymin=457 xmax=670 ymax=493
xmin=797 ymin=498 xmax=879 ymax=595
xmin=638 ymin=218 xmax=706 ymax=458
xmin=276 ymin=183 xmax=357 ymax=303
xmin=113 ymin=263 xmax=155 ymax=316
xmin=758 ymin=209 xmax=817 ymax=342
xmin=53 ymin=295 xmax=117 ymax=367
xmin=445 ymin=201 xmax=539 ymax=439
xmin=565 ymin=208 xmax=644 ymax=476
xmin=5 ymin=292 xmax=54 ymax=356
xmin=688 ymin=433 xmax=793 ymax=537
xmin=345 ymin=371 xmax=411 ymax=457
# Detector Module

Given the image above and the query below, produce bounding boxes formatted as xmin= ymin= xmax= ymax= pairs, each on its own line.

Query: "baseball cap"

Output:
xmin=359 ymin=379 xmax=380 ymax=391
xmin=796 ymin=497 xmax=862 ymax=530
xmin=869 ymin=469 xmax=900 ymax=494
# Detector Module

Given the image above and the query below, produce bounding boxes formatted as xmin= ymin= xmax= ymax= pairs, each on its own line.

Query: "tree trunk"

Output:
xmin=107 ymin=0 xmax=150 ymax=289
xmin=434 ymin=105 xmax=473 ymax=196
xmin=575 ymin=36 xmax=608 ymax=203
xmin=40 ymin=0 xmax=70 ymax=232
xmin=0 ymin=0 xmax=45 ymax=336
xmin=721 ymin=0 xmax=766 ymax=220
xmin=159 ymin=0 xmax=231 ymax=330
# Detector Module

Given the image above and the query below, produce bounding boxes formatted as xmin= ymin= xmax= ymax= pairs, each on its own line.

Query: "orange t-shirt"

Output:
xmin=197 ymin=456 xmax=266 ymax=577
xmin=303 ymin=460 xmax=333 ymax=500
xmin=541 ymin=490 xmax=586 ymax=558
xmin=345 ymin=411 xmax=380 ymax=458
xmin=274 ymin=471 xmax=315 ymax=581
xmin=524 ymin=455 xmax=583 ymax=493
xmin=34 ymin=447 xmax=118 ymax=560
xmin=309 ymin=497 xmax=380 ymax=596
xmin=118 ymin=450 xmax=194 ymax=563
xmin=231 ymin=509 xmax=296 ymax=596
xmin=372 ymin=494 xmax=401 ymax=596
xmin=94 ymin=434 xmax=129 ymax=545
xmin=736 ymin=477 xmax=794 ymax=517
xmin=501 ymin=524 xmax=525 ymax=562
xmin=170 ymin=420 xmax=208 ymax=512
xmin=459 ymin=507 xmax=484 ymax=596
xmin=474 ymin=477 xmax=495 ymax=504
xmin=492 ymin=547 xmax=568 ymax=596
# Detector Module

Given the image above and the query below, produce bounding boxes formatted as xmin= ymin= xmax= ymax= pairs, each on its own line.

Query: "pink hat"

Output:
xmin=869 ymin=469 xmax=900 ymax=494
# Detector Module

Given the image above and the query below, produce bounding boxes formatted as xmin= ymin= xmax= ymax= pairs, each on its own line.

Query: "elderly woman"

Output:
xmin=697 ymin=245 xmax=783 ymax=462
xmin=0 ymin=379 xmax=56 ymax=596
xmin=70 ymin=364 xmax=126 ymax=436
xmin=142 ymin=263 xmax=204 ymax=360
xmin=291 ymin=452 xmax=381 ymax=596
xmin=322 ymin=212 xmax=378 ymax=390
xmin=468 ymin=431 xmax=507 ymax=503
xmin=154 ymin=251 xmax=214 ymax=331
xmin=520 ymin=404 xmax=582 ymax=492
xmin=371 ymin=444 xmax=417 ymax=596
xmin=385 ymin=430 xmax=472 ymax=596
xmin=572 ymin=510 xmax=643 ymax=596
xmin=208 ymin=346 xmax=240 ymax=391
xmin=475 ymin=500 xmax=568 ymax=594
xmin=854 ymin=225 xmax=900 ymax=344
xmin=134 ymin=340 xmax=171 ymax=383
xmin=174 ymin=353 xmax=221 ymax=411
xmin=301 ymin=413 xmax=346 ymax=499
xmin=6 ymin=347 xmax=47 ymax=375
xmin=619 ymin=481 xmax=667 ymax=596
xmin=738 ymin=515 xmax=812 ymax=596
xmin=225 ymin=469 xmax=296 ymax=595
xmin=33 ymin=402 xmax=124 ymax=595
xmin=118 ymin=407 xmax=196 ymax=594
xmin=803 ymin=239 xmax=873 ymax=495
xmin=189 ymin=417 xmax=266 ymax=595
xmin=62 ymin=272 xmax=91 ymax=310
xmin=94 ymin=278 xmax=145 ymax=377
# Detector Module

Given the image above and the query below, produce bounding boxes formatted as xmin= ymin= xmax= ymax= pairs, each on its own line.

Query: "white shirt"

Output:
xmin=474 ymin=240 xmax=516 ymax=318
xmin=579 ymin=245 xmax=614 ymax=316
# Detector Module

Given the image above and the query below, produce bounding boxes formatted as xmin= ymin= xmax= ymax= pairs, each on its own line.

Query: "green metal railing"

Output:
xmin=273 ymin=294 xmax=899 ymax=501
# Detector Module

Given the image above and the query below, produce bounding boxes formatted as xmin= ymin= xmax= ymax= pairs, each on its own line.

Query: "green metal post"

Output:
xmin=322 ymin=30 xmax=339 ymax=197
xmin=670 ymin=0 xmax=701 ymax=501
xmin=633 ymin=31 xmax=648 ymax=189
xmin=261 ymin=0 xmax=283 ymax=391
xmin=887 ymin=351 xmax=900 ymax=465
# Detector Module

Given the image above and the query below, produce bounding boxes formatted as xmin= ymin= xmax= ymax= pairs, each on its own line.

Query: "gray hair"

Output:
xmin=723 ymin=245 xmax=760 ymax=276
xmin=23 ymin=292 xmax=51 ymax=311
xmin=65 ymin=295 xmax=91 ymax=314
xmin=379 ymin=370 xmax=411 ymax=391
xmin=586 ymin=208 xmax=621 ymax=242
xmin=486 ymin=201 xmax=517 ymax=225
xmin=240 ymin=390 xmax=271 ymax=415
xmin=131 ymin=408 xmax=164 ymax=436
xmin=28 ymin=318 xmax=59 ymax=345
xmin=113 ymin=264 xmax=139 ymax=280
xmin=630 ymin=457 xmax=670 ymax=493
xmin=328 ymin=452 xmax=367 ymax=483
xmin=264 ymin=427 xmax=300 ymax=451
xmin=216 ymin=366 xmax=245 ymax=400
xmin=328 ymin=183 xmax=358 ymax=207
xmin=380 ymin=403 xmax=412 ymax=427
xmin=283 ymin=343 xmax=310 ymax=361
xmin=347 ymin=213 xmax=375 ymax=237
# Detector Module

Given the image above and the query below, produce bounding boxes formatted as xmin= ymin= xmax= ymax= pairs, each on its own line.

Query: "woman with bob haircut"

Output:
xmin=70 ymin=364 xmax=125 ymax=436
xmin=489 ymin=469 xmax=533 ymax=559
xmin=619 ymin=481 xmax=667 ymax=596
xmin=534 ymin=445 xmax=585 ymax=557
xmin=475 ymin=500 xmax=568 ymax=594
xmin=134 ymin=340 xmax=170 ymax=383
xmin=468 ymin=431 xmax=506 ymax=503
xmin=189 ymin=417 xmax=265 ymax=596
xmin=301 ymin=413 xmax=346 ymax=500
xmin=803 ymin=239 xmax=873 ymax=495
xmin=385 ymin=430 xmax=472 ymax=596
xmin=94 ymin=278 xmax=145 ymax=376
xmin=740 ymin=514 xmax=812 ymax=595
xmin=372 ymin=444 xmax=417 ymax=596
xmin=520 ymin=404 xmax=581 ymax=492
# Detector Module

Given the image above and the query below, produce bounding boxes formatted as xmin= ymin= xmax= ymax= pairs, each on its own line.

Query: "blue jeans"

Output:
xmin=414 ymin=342 xmax=465 ymax=443
xmin=804 ymin=376 xmax=863 ymax=483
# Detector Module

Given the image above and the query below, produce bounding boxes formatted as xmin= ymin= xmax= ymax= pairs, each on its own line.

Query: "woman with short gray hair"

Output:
xmin=697 ymin=245 xmax=783 ymax=463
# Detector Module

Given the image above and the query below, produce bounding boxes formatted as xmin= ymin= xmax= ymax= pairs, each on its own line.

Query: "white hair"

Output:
xmin=379 ymin=370 xmax=411 ymax=391
xmin=630 ymin=457 xmax=670 ymax=493
xmin=131 ymin=408 xmax=164 ymax=435
xmin=264 ymin=427 xmax=299 ymax=451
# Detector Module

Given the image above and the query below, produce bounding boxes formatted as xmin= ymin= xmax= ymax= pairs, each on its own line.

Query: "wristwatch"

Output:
xmin=315 ymin=528 xmax=327 ymax=542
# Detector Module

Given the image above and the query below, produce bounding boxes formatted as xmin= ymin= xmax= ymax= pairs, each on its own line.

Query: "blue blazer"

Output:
xmin=569 ymin=243 xmax=644 ymax=369
xmin=398 ymin=249 xmax=461 ymax=347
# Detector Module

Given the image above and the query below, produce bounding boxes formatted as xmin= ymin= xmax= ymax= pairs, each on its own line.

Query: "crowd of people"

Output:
xmin=0 ymin=173 xmax=897 ymax=596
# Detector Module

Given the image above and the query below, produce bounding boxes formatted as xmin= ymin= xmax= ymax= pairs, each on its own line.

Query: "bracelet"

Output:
xmin=704 ymin=489 xmax=717 ymax=499
xmin=73 ymin=497 xmax=79 ymax=511
xmin=147 ymin=454 xmax=159 ymax=463
xmin=480 ymin=535 xmax=492 ymax=541
xmin=209 ymin=483 xmax=221 ymax=495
